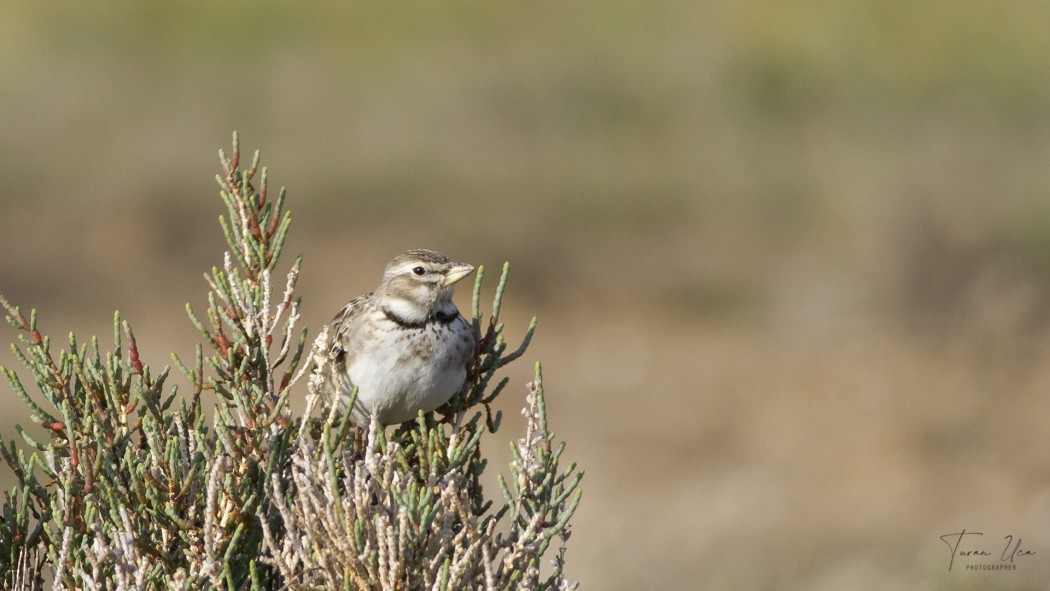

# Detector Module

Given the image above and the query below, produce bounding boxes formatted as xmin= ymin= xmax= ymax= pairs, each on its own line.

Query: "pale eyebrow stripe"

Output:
xmin=389 ymin=261 xmax=440 ymax=276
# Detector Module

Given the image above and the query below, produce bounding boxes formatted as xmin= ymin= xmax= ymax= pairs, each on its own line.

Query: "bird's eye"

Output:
xmin=412 ymin=266 xmax=426 ymax=276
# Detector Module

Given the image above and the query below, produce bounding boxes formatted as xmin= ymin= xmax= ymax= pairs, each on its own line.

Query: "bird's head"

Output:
xmin=378 ymin=249 xmax=474 ymax=325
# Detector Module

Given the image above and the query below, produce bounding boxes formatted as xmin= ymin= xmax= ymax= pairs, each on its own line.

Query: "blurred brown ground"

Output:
xmin=3 ymin=2 xmax=1050 ymax=589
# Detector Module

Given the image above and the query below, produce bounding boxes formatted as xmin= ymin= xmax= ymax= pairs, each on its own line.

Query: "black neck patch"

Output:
xmin=434 ymin=309 xmax=459 ymax=323
xmin=383 ymin=307 xmax=459 ymax=329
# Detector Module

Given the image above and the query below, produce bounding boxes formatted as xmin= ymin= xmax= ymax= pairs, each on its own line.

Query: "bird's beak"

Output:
xmin=442 ymin=263 xmax=475 ymax=287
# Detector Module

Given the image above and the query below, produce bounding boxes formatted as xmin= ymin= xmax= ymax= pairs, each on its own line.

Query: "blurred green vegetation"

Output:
xmin=3 ymin=1 xmax=1050 ymax=589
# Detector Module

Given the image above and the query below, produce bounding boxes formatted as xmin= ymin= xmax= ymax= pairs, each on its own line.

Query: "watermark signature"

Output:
xmin=940 ymin=530 xmax=1036 ymax=572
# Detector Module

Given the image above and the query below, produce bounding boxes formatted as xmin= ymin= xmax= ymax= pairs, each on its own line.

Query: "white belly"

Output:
xmin=343 ymin=323 xmax=468 ymax=425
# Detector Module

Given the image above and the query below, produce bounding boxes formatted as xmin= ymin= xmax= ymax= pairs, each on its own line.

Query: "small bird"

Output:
xmin=322 ymin=249 xmax=476 ymax=425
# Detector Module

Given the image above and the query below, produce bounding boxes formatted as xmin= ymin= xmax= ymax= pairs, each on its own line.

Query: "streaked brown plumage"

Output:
xmin=322 ymin=249 xmax=475 ymax=425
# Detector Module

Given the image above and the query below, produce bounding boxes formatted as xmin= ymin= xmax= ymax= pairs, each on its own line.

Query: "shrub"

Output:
xmin=0 ymin=134 xmax=582 ymax=590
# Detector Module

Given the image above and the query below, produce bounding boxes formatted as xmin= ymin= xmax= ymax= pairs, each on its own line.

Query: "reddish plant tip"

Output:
xmin=128 ymin=331 xmax=142 ymax=365
xmin=31 ymin=329 xmax=42 ymax=345
xmin=49 ymin=421 xmax=64 ymax=432
xmin=216 ymin=333 xmax=230 ymax=355
xmin=128 ymin=341 xmax=143 ymax=372
xmin=266 ymin=334 xmax=273 ymax=348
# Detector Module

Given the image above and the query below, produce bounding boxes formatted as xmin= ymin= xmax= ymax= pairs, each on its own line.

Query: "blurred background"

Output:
xmin=3 ymin=1 xmax=1050 ymax=588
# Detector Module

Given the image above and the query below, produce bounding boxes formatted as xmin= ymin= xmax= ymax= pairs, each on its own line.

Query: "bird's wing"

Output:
xmin=326 ymin=293 xmax=372 ymax=373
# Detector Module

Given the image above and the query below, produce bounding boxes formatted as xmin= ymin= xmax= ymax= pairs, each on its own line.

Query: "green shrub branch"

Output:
xmin=0 ymin=133 xmax=582 ymax=591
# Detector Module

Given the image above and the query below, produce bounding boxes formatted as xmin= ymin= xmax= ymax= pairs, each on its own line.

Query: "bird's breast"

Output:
xmin=343 ymin=311 xmax=473 ymax=424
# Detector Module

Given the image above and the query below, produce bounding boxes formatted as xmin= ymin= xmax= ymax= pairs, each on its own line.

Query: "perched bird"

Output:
xmin=322 ymin=249 xmax=476 ymax=425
